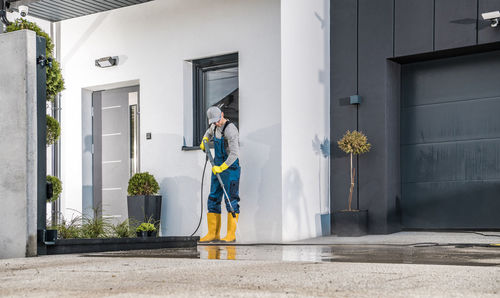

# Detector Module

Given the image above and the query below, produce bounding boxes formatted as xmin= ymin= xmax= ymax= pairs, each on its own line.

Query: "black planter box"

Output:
xmin=136 ymin=231 xmax=157 ymax=238
xmin=44 ymin=236 xmax=198 ymax=255
xmin=45 ymin=229 xmax=58 ymax=242
xmin=127 ymin=195 xmax=162 ymax=226
xmin=333 ymin=210 xmax=368 ymax=237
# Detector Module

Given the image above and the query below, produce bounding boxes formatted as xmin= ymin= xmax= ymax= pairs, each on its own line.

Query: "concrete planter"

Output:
xmin=127 ymin=195 xmax=162 ymax=227
xmin=333 ymin=210 xmax=368 ymax=237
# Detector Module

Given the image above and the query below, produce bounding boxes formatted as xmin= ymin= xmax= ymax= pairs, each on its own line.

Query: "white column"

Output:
xmin=281 ymin=0 xmax=331 ymax=241
xmin=0 ymin=30 xmax=38 ymax=258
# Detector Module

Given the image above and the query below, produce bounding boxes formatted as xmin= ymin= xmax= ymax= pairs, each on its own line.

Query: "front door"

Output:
xmin=92 ymin=86 xmax=140 ymax=223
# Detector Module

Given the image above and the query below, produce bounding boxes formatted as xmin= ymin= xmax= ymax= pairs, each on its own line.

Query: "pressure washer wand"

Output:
xmin=203 ymin=140 xmax=236 ymax=218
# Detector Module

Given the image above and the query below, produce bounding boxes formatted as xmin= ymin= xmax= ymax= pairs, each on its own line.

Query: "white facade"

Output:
xmin=57 ymin=0 xmax=329 ymax=242
xmin=281 ymin=0 xmax=331 ymax=241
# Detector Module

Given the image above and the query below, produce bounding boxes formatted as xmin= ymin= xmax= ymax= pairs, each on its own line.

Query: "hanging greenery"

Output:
xmin=46 ymin=115 xmax=60 ymax=146
xmin=46 ymin=175 xmax=62 ymax=202
xmin=7 ymin=19 xmax=63 ymax=146
xmin=7 ymin=18 xmax=65 ymax=102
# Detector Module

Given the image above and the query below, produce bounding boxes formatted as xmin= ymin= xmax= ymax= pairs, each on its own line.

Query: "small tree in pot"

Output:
xmin=127 ymin=172 xmax=162 ymax=232
xmin=334 ymin=130 xmax=371 ymax=236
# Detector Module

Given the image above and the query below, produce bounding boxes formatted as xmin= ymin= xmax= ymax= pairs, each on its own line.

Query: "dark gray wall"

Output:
xmin=36 ymin=37 xmax=47 ymax=234
xmin=331 ymin=0 xmax=500 ymax=234
xmin=331 ymin=0 xmax=358 ymax=213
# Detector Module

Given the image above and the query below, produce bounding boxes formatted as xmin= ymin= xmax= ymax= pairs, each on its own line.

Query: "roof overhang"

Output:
xmin=8 ymin=0 xmax=153 ymax=22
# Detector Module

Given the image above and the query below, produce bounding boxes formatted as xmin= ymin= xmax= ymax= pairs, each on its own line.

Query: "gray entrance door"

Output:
xmin=401 ymin=51 xmax=500 ymax=229
xmin=93 ymin=86 xmax=140 ymax=223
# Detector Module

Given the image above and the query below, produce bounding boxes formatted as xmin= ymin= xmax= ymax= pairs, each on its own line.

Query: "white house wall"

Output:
xmin=59 ymin=0 xmax=282 ymax=242
xmin=281 ymin=0 xmax=330 ymax=241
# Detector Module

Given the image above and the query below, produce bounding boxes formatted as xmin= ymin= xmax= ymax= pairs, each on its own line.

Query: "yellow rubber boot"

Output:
xmin=204 ymin=246 xmax=221 ymax=259
xmin=199 ymin=213 xmax=221 ymax=242
xmin=221 ymin=213 xmax=239 ymax=242
xmin=226 ymin=246 xmax=236 ymax=260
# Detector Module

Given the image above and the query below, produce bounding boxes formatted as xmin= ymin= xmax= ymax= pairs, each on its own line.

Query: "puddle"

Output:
xmin=84 ymin=244 xmax=500 ymax=267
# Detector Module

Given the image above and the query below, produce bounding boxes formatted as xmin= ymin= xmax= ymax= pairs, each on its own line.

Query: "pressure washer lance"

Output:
xmin=203 ymin=139 xmax=237 ymax=218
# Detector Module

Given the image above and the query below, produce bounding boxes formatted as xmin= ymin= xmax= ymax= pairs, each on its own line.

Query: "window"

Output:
xmin=193 ymin=53 xmax=239 ymax=145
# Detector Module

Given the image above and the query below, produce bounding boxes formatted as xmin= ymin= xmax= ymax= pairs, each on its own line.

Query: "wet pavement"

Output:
xmin=85 ymin=243 xmax=500 ymax=267
xmin=2 ymin=238 xmax=499 ymax=297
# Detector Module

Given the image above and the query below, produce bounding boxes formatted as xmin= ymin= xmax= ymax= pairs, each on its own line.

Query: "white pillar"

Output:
xmin=0 ymin=30 xmax=38 ymax=259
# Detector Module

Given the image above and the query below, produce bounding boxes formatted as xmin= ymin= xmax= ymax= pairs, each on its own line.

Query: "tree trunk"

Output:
xmin=348 ymin=153 xmax=355 ymax=211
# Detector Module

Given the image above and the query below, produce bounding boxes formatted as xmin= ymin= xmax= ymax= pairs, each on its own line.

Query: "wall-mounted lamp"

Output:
xmin=482 ymin=11 xmax=500 ymax=28
xmin=95 ymin=56 xmax=118 ymax=68
xmin=350 ymin=95 xmax=362 ymax=105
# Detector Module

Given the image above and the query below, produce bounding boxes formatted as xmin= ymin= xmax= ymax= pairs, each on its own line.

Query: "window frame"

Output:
xmin=192 ymin=53 xmax=239 ymax=146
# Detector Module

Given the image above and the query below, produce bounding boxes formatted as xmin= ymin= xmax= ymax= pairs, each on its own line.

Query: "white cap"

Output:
xmin=207 ymin=106 xmax=222 ymax=124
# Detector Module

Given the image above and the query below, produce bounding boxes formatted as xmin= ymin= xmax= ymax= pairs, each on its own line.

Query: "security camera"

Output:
xmin=482 ymin=11 xmax=500 ymax=27
xmin=18 ymin=5 xmax=28 ymax=17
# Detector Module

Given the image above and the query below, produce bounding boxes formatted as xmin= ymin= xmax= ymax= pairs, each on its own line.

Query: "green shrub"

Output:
xmin=127 ymin=172 xmax=160 ymax=196
xmin=81 ymin=217 xmax=111 ymax=239
xmin=46 ymin=115 xmax=61 ymax=146
xmin=7 ymin=18 xmax=65 ymax=102
xmin=56 ymin=217 xmax=82 ymax=239
xmin=46 ymin=175 xmax=62 ymax=202
xmin=136 ymin=223 xmax=156 ymax=232
xmin=80 ymin=208 xmax=112 ymax=238
xmin=112 ymin=220 xmax=134 ymax=238
xmin=46 ymin=59 xmax=65 ymax=102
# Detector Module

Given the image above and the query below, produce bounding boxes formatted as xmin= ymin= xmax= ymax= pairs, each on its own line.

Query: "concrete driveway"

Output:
xmin=1 ymin=232 xmax=499 ymax=297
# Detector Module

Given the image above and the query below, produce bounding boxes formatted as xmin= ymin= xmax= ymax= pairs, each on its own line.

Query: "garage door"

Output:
xmin=401 ymin=51 xmax=500 ymax=229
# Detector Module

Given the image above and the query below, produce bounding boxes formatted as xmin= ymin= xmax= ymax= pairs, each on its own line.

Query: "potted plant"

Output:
xmin=45 ymin=175 xmax=62 ymax=241
xmin=334 ymin=130 xmax=371 ymax=236
xmin=127 ymin=172 xmax=162 ymax=231
xmin=136 ymin=222 xmax=157 ymax=238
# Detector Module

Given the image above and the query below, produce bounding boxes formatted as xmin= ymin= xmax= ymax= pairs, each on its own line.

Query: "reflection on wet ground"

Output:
xmin=85 ymin=244 xmax=500 ymax=267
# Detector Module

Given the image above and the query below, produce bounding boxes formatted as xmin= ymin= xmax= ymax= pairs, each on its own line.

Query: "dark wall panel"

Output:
xmin=331 ymin=0 xmax=359 ymax=213
xmin=402 ymin=96 xmax=500 ymax=146
xmin=435 ymin=0 xmax=477 ymax=51
xmin=36 ymin=37 xmax=47 ymax=233
xmin=402 ymin=181 xmax=500 ymax=228
xmin=386 ymin=61 xmax=402 ymax=231
xmin=478 ymin=0 xmax=500 ymax=44
xmin=402 ymin=52 xmax=500 ymax=107
xmin=401 ymin=51 xmax=500 ymax=229
xmin=395 ymin=0 xmax=434 ymax=56
xmin=358 ymin=0 xmax=394 ymax=234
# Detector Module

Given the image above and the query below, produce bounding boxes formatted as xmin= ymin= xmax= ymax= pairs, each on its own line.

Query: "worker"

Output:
xmin=199 ymin=106 xmax=241 ymax=243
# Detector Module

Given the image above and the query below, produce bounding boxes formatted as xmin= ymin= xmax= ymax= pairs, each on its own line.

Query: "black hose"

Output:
xmin=190 ymin=156 xmax=208 ymax=237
